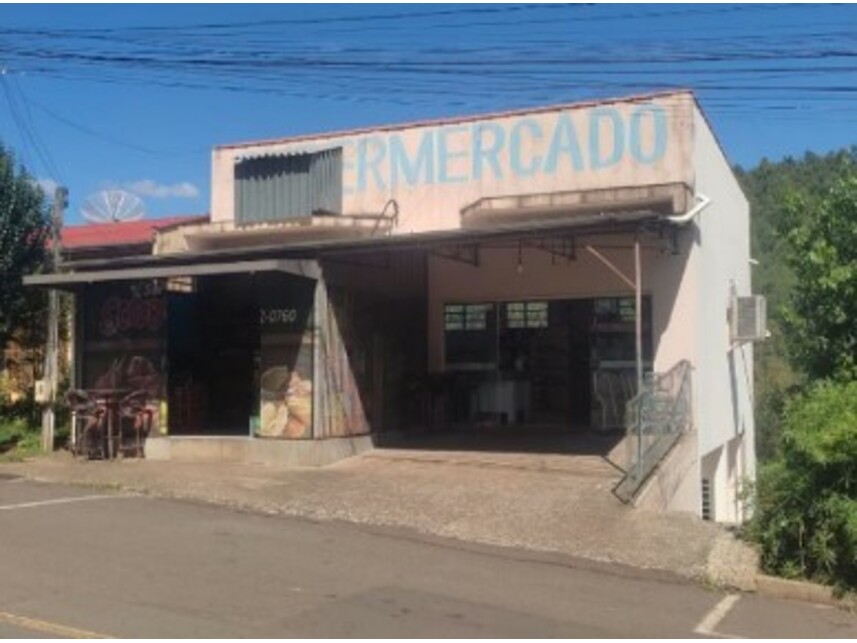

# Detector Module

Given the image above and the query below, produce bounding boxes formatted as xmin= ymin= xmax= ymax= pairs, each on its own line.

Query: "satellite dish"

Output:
xmin=81 ymin=189 xmax=145 ymax=223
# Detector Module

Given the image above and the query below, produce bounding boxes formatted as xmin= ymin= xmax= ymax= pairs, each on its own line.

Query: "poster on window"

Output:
xmin=82 ymin=280 xmax=167 ymax=432
xmin=256 ymin=274 xmax=315 ymax=439
xmin=316 ymin=287 xmax=373 ymax=438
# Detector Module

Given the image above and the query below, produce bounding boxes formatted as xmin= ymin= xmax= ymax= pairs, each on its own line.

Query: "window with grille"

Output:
xmin=505 ymin=301 xmax=548 ymax=329
xmin=444 ymin=303 xmax=491 ymax=331
xmin=444 ymin=303 xmax=496 ymax=366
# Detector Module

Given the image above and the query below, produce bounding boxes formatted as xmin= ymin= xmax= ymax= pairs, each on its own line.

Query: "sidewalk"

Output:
xmin=0 ymin=449 xmax=757 ymax=589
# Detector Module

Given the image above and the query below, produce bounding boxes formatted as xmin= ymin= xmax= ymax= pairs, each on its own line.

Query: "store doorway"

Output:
xmin=166 ymin=272 xmax=316 ymax=437
xmin=442 ymin=295 xmax=651 ymax=435
xmin=167 ymin=274 xmax=259 ymax=435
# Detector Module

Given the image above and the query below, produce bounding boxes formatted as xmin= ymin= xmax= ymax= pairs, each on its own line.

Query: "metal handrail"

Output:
xmin=615 ymin=360 xmax=692 ymax=503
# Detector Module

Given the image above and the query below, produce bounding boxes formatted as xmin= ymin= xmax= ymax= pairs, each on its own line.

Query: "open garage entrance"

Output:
xmin=410 ymin=228 xmax=660 ymax=460
xmin=342 ymin=228 xmax=660 ymax=463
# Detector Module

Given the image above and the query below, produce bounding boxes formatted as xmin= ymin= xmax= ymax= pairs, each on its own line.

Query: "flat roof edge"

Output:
xmin=214 ymin=89 xmax=695 ymax=152
xmin=24 ymin=258 xmax=320 ymax=288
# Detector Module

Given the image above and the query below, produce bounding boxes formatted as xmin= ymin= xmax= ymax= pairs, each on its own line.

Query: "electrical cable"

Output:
xmin=0 ymin=73 xmax=64 ymax=185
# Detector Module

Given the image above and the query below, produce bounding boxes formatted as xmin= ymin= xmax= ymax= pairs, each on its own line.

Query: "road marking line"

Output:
xmin=0 ymin=494 xmax=128 ymax=511
xmin=0 ymin=610 xmax=112 ymax=638
xmin=694 ymin=594 xmax=742 ymax=638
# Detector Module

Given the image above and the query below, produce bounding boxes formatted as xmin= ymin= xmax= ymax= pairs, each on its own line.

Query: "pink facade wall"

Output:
xmin=212 ymin=92 xmax=695 ymax=231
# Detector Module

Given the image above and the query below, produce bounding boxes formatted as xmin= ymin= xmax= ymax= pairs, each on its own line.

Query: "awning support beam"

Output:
xmin=432 ymin=244 xmax=480 ymax=267
xmin=524 ymin=236 xmax=577 ymax=263
xmin=585 ymin=240 xmax=645 ymax=392
xmin=584 ymin=245 xmax=635 ymax=290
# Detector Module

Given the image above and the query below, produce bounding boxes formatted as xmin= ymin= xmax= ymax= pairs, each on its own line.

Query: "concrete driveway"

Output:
xmin=1 ymin=441 xmax=756 ymax=589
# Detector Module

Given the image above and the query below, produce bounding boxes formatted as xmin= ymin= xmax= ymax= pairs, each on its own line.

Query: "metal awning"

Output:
xmin=24 ymin=258 xmax=320 ymax=289
xmin=233 ymin=145 xmax=340 ymax=163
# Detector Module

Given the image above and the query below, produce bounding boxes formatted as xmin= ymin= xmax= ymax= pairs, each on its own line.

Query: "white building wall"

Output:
xmin=691 ymin=107 xmax=755 ymax=523
xmin=644 ymin=227 xmax=703 ymax=514
xmin=626 ymin=105 xmax=756 ymax=520
xmin=635 ymin=427 xmax=700 ymax=515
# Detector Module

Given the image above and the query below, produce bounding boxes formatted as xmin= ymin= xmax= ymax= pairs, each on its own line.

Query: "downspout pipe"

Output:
xmin=666 ymin=193 xmax=711 ymax=225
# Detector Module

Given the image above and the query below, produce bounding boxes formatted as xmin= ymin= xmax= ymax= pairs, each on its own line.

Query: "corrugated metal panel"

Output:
xmin=235 ymin=148 xmax=342 ymax=224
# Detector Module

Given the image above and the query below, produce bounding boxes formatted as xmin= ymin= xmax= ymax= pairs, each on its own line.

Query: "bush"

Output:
xmin=0 ymin=389 xmax=43 ymax=459
xmin=0 ymin=382 xmax=71 ymax=451
xmin=747 ymin=380 xmax=857 ymax=590
xmin=0 ymin=415 xmax=39 ymax=456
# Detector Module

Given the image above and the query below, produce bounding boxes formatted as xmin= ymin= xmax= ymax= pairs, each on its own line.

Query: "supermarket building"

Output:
xmin=28 ymin=90 xmax=761 ymax=522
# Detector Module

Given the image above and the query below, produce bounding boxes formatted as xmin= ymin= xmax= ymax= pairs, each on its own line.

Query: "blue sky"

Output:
xmin=0 ymin=3 xmax=854 ymax=224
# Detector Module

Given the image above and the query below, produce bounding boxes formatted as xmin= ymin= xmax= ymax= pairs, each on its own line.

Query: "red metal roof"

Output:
xmin=61 ymin=215 xmax=208 ymax=250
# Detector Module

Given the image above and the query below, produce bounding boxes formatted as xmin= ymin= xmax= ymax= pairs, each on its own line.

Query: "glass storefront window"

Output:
xmin=505 ymin=301 xmax=548 ymax=329
xmin=444 ymin=303 xmax=491 ymax=331
xmin=444 ymin=303 xmax=497 ymax=366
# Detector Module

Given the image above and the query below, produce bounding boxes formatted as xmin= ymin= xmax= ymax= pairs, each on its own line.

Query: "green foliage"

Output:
xmin=735 ymin=147 xmax=857 ymax=328
xmin=0 ymin=414 xmax=40 ymax=461
xmin=0 ymin=143 xmax=50 ymax=346
xmin=0 ymin=416 xmax=31 ymax=449
xmin=780 ymin=178 xmax=857 ymax=381
xmin=736 ymin=147 xmax=857 ymax=457
xmin=0 ymin=378 xmax=41 ymax=457
xmin=741 ymin=149 xmax=857 ymax=590
xmin=748 ymin=380 xmax=857 ymax=590
xmin=0 ymin=387 xmax=42 ymax=427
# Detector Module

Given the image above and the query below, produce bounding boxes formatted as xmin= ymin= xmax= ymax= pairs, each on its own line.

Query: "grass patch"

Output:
xmin=0 ymin=417 xmax=42 ymax=462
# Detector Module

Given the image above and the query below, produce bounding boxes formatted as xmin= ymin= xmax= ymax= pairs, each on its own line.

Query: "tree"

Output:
xmin=736 ymin=147 xmax=857 ymax=458
xmin=0 ymin=144 xmax=50 ymax=347
xmin=780 ymin=177 xmax=857 ymax=381
xmin=739 ymin=150 xmax=857 ymax=590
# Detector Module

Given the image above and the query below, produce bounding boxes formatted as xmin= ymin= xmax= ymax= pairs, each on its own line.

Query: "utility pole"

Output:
xmin=41 ymin=185 xmax=68 ymax=453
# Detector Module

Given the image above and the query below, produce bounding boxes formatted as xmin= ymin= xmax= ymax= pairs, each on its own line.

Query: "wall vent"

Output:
xmin=730 ymin=295 xmax=768 ymax=343
xmin=701 ymin=478 xmax=713 ymax=521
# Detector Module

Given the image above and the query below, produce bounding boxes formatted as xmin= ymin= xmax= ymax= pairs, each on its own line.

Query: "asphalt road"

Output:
xmin=1 ymin=477 xmax=855 ymax=638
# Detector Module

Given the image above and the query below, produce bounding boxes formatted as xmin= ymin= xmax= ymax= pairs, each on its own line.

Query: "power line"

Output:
xmin=0 ymin=4 xmax=853 ymax=132
xmin=0 ymin=73 xmax=64 ymax=184
xmin=24 ymin=94 xmax=207 ymax=157
xmin=0 ymin=4 xmax=578 ymax=35
xmin=0 ymin=3 xmax=824 ymax=40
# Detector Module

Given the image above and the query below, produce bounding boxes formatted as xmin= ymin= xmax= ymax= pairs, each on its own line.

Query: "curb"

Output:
xmin=754 ymin=574 xmax=855 ymax=610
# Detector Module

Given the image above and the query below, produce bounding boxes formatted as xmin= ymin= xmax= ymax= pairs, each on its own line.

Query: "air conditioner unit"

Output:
xmin=34 ymin=379 xmax=52 ymax=404
xmin=730 ymin=295 xmax=768 ymax=343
